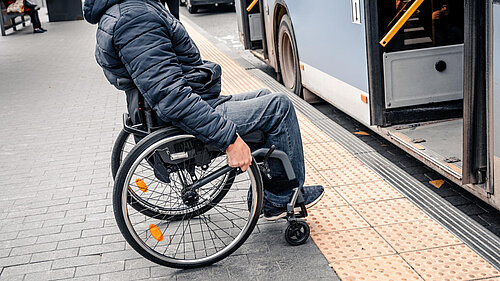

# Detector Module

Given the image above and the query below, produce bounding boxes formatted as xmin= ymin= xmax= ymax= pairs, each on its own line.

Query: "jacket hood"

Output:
xmin=84 ymin=0 xmax=123 ymax=24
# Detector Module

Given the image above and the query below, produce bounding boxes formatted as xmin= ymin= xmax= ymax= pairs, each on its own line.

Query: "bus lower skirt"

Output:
xmin=383 ymin=100 xmax=463 ymax=126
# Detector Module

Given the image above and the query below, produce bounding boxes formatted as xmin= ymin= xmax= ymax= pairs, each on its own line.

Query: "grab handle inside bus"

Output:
xmin=380 ymin=0 xmax=425 ymax=47
xmin=246 ymin=0 xmax=259 ymax=12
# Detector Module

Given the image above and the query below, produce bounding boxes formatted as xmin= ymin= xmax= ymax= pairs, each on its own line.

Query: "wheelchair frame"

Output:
xmin=111 ymin=82 xmax=311 ymax=268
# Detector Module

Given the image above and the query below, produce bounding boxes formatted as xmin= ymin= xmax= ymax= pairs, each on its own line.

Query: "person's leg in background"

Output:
xmin=216 ymin=89 xmax=324 ymax=220
xmin=160 ymin=0 xmax=180 ymax=19
xmin=23 ymin=1 xmax=45 ymax=33
xmin=25 ymin=9 xmax=44 ymax=33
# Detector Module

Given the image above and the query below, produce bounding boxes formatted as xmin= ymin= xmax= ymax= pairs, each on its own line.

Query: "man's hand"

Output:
xmin=226 ymin=135 xmax=252 ymax=171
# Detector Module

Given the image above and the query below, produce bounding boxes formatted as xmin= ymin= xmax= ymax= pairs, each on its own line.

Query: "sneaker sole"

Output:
xmin=263 ymin=189 xmax=325 ymax=221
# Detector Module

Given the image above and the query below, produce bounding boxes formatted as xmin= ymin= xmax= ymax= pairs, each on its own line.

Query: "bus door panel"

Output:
xmin=286 ymin=0 xmax=371 ymax=125
xmin=490 ymin=0 xmax=500 ymax=198
xmin=462 ymin=0 xmax=489 ymax=187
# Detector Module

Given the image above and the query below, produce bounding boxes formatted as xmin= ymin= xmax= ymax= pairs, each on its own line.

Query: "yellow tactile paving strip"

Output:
xmin=183 ymin=21 xmax=500 ymax=280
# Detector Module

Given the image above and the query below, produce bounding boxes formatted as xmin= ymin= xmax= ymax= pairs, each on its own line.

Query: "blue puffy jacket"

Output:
xmin=83 ymin=0 xmax=236 ymax=150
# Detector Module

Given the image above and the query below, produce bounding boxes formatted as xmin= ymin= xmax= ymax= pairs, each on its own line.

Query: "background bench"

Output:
xmin=1 ymin=3 xmax=39 ymax=36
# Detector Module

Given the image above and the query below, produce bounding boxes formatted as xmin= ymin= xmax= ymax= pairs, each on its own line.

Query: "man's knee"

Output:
xmin=270 ymin=92 xmax=292 ymax=111
xmin=256 ymin=88 xmax=272 ymax=97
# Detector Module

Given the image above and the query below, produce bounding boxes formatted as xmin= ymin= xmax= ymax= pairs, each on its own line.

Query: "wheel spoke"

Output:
xmin=117 ymin=134 xmax=260 ymax=267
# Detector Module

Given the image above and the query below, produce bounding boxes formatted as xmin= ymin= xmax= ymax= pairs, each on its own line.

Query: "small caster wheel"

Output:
xmin=285 ymin=221 xmax=310 ymax=246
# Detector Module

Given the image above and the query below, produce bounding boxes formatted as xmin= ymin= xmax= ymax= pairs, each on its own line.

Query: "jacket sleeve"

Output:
xmin=113 ymin=7 xmax=237 ymax=151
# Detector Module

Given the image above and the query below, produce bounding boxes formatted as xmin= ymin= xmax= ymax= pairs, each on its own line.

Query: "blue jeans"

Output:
xmin=214 ymin=89 xmax=305 ymax=208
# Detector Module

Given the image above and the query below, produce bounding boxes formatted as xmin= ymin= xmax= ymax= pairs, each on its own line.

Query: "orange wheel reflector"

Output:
xmin=149 ymin=224 xmax=163 ymax=242
xmin=135 ymin=178 xmax=148 ymax=192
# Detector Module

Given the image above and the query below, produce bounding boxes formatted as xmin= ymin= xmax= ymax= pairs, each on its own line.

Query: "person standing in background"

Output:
xmin=160 ymin=0 xmax=179 ymax=19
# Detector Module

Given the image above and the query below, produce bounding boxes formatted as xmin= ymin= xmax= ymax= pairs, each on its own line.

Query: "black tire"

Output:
xmin=113 ymin=128 xmax=263 ymax=268
xmin=111 ymin=129 xmax=134 ymax=179
xmin=277 ymin=14 xmax=303 ymax=97
xmin=285 ymin=221 xmax=310 ymax=246
xmin=180 ymin=0 xmax=186 ymax=6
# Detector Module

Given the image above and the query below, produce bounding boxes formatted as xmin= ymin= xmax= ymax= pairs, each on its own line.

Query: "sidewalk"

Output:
xmin=0 ymin=17 xmax=337 ymax=281
xmin=0 ymin=12 xmax=499 ymax=281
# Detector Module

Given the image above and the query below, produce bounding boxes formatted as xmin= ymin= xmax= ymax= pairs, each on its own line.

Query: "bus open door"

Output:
xmin=368 ymin=0 xmax=499 ymax=208
xmin=235 ymin=0 xmax=269 ymax=63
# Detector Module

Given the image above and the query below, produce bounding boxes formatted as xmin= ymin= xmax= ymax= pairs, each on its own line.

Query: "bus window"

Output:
xmin=380 ymin=0 xmax=464 ymax=52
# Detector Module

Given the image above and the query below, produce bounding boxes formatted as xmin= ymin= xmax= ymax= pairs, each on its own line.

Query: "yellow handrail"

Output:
xmin=380 ymin=0 xmax=425 ymax=47
xmin=246 ymin=0 xmax=259 ymax=12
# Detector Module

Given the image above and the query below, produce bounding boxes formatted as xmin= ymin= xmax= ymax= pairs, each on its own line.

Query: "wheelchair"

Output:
xmin=111 ymin=84 xmax=311 ymax=269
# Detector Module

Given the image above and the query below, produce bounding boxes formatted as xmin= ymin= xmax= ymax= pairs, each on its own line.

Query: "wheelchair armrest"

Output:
xmin=123 ymin=113 xmax=149 ymax=137
xmin=252 ymin=148 xmax=296 ymax=181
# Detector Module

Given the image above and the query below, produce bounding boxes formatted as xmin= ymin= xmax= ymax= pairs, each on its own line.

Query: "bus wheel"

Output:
xmin=278 ymin=14 xmax=302 ymax=97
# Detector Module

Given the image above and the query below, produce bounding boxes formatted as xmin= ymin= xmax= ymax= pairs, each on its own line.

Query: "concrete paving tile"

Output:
xmin=0 ymin=261 xmax=53 ymax=278
xmin=320 ymin=165 xmax=382 ymax=187
xmin=100 ymin=250 xmax=142 ymax=263
xmin=43 ymin=215 xmax=86 ymax=227
xmin=99 ymin=267 xmax=150 ymax=281
xmin=309 ymin=186 xmax=348 ymax=209
xmin=331 ymin=255 xmax=423 ymax=281
xmin=334 ymin=181 xmax=404 ymax=205
xmin=0 ymin=249 xmax=11 ymax=259
xmin=124 ymin=257 xmax=158 ymax=270
xmin=306 ymin=206 xmax=370 ymax=234
xmin=60 ymin=220 xmax=104 ymax=233
xmin=311 ymin=228 xmax=396 ymax=262
xmin=0 ymin=237 xmax=37 ymax=250
xmin=149 ymin=265 xmax=181 ymax=278
xmin=23 ymin=211 xmax=66 ymax=223
xmin=51 ymin=254 xmax=101 ymax=270
xmin=102 ymin=233 xmax=125 ymax=244
xmin=0 ymin=232 xmax=18 ymax=243
xmin=10 ymin=242 xmax=58 ymax=257
xmin=23 ymin=267 xmax=75 ymax=281
xmin=304 ymin=143 xmax=359 ymax=171
xmin=0 ymin=254 xmax=31 ymax=267
xmin=58 ymin=275 xmax=100 ymax=281
xmin=81 ymin=226 xmax=120 ymax=238
xmin=30 ymin=248 xmax=79 ymax=263
xmin=78 ymin=241 xmax=125 ymax=256
xmin=16 ymin=225 xmax=62 ymax=239
xmin=56 ymin=236 xmax=102 ymax=250
xmin=36 ymin=231 xmax=81 ymax=244
xmin=375 ymin=219 xmax=463 ymax=253
xmin=401 ymin=245 xmax=500 ymax=281
xmin=354 ymin=198 xmax=429 ymax=226
xmin=73 ymin=261 xmax=124 ymax=277
xmin=304 ymin=160 xmax=330 ymax=187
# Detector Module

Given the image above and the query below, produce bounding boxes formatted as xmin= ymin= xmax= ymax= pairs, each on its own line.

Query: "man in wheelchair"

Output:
xmin=84 ymin=0 xmax=324 ymax=221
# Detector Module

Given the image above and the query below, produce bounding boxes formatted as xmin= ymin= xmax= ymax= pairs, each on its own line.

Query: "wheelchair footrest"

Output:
xmin=286 ymin=187 xmax=308 ymax=222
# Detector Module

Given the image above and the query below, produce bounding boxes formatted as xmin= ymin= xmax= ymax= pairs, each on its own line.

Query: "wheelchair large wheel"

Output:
xmin=111 ymin=129 xmax=135 ymax=179
xmin=113 ymin=128 xmax=237 ymax=219
xmin=113 ymin=129 xmax=263 ymax=268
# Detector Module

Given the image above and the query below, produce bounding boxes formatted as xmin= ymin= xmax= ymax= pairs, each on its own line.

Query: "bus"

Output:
xmin=235 ymin=0 xmax=500 ymax=210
